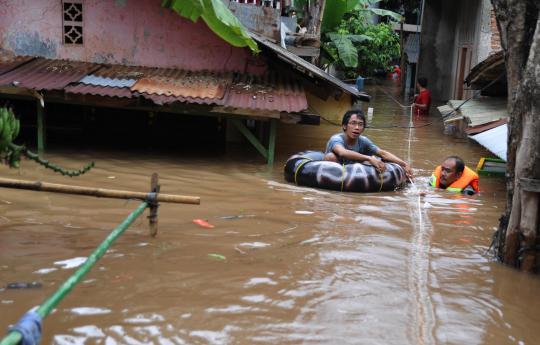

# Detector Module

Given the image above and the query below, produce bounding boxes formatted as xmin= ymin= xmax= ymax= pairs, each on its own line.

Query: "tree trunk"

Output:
xmin=306 ymin=0 xmax=326 ymax=38
xmin=491 ymin=0 xmax=540 ymax=272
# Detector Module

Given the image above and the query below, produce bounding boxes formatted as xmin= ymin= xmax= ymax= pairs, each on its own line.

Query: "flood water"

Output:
xmin=1 ymin=82 xmax=539 ymax=345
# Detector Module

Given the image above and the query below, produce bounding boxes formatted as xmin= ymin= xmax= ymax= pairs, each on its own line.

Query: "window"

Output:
xmin=62 ymin=1 xmax=83 ymax=45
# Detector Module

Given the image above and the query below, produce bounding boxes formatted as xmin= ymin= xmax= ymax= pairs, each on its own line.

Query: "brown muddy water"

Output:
xmin=1 ymin=83 xmax=539 ymax=345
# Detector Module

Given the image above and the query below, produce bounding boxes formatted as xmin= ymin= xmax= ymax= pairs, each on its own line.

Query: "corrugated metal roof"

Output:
xmin=251 ymin=33 xmax=371 ymax=102
xmin=2 ymin=58 xmax=308 ymax=113
xmin=464 ymin=50 xmax=506 ymax=96
xmin=79 ymin=75 xmax=136 ymax=88
xmin=138 ymin=72 xmax=308 ymax=112
xmin=465 ymin=50 xmax=505 ymax=87
xmin=132 ymin=71 xmax=231 ymax=99
xmin=443 ymin=97 xmax=507 ymax=127
xmin=466 ymin=117 xmax=507 ymax=135
xmin=223 ymin=74 xmax=307 ymax=112
xmin=469 ymin=124 xmax=507 ymax=161
xmin=0 ymin=58 xmax=99 ymax=90
xmin=64 ymin=84 xmax=133 ymax=98
xmin=83 ymin=64 xmax=153 ymax=79
xmin=0 ymin=55 xmax=35 ymax=76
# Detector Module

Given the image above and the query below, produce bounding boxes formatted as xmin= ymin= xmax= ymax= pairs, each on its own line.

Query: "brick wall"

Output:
xmin=491 ymin=9 xmax=502 ymax=51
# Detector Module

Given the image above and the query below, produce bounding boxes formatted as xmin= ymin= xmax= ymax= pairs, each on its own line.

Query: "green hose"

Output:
xmin=0 ymin=202 xmax=148 ymax=345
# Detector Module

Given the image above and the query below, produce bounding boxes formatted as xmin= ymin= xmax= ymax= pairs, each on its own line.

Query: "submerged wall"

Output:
xmin=0 ymin=0 xmax=253 ymax=72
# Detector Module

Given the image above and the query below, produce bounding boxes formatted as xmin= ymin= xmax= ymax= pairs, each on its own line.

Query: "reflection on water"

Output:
xmin=1 ymin=82 xmax=539 ymax=345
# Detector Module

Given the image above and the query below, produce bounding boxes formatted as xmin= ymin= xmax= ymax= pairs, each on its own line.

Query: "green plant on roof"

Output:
xmin=162 ymin=0 xmax=259 ymax=53
xmin=0 ymin=106 xmax=95 ymax=176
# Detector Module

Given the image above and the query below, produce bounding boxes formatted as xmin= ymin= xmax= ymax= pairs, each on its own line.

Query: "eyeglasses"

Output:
xmin=347 ymin=121 xmax=365 ymax=127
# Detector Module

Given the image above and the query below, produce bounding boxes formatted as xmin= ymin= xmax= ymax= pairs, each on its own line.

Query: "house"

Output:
xmin=0 ymin=0 xmax=368 ymax=165
xmin=438 ymin=51 xmax=508 ymax=161
xmin=416 ymin=0 xmax=508 ymax=168
xmin=417 ymin=0 xmax=502 ymax=102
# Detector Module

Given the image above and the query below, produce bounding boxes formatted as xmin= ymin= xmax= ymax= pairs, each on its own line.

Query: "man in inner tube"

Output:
xmin=429 ymin=156 xmax=479 ymax=195
xmin=324 ymin=110 xmax=413 ymax=178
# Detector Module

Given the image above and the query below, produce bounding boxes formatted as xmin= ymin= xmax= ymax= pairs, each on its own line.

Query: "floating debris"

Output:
xmin=6 ymin=281 xmax=42 ymax=289
xmin=218 ymin=214 xmax=256 ymax=220
xmin=193 ymin=219 xmax=215 ymax=229
xmin=295 ymin=210 xmax=314 ymax=215
xmin=208 ymin=253 xmax=226 ymax=261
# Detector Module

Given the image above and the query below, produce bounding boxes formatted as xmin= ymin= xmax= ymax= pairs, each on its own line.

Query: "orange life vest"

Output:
xmin=429 ymin=165 xmax=479 ymax=193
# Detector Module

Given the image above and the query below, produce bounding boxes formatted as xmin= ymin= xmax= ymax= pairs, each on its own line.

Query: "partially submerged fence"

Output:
xmin=0 ymin=174 xmax=200 ymax=345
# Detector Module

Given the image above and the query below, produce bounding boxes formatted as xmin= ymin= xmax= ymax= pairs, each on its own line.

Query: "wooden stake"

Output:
xmin=0 ymin=177 xmax=200 ymax=205
xmin=148 ymin=173 xmax=160 ymax=237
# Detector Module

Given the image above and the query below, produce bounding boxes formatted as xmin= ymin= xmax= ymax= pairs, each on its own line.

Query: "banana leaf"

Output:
xmin=331 ymin=35 xmax=358 ymax=68
xmin=162 ymin=0 xmax=259 ymax=53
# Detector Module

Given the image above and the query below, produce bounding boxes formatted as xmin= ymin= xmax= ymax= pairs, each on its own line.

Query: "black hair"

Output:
xmin=417 ymin=77 xmax=428 ymax=88
xmin=446 ymin=155 xmax=465 ymax=174
xmin=341 ymin=110 xmax=366 ymax=127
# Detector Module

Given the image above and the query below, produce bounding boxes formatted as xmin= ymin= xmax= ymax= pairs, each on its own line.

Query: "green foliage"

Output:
xmin=0 ymin=106 xmax=95 ymax=176
xmin=162 ymin=0 xmax=259 ymax=53
xmin=323 ymin=7 xmax=400 ymax=77
xmin=322 ymin=0 xmax=403 ymax=33
xmin=326 ymin=33 xmax=371 ymax=68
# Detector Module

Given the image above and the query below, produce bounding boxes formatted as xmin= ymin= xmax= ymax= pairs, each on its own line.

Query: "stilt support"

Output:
xmin=36 ymin=101 xmax=46 ymax=154
xmin=230 ymin=118 xmax=277 ymax=165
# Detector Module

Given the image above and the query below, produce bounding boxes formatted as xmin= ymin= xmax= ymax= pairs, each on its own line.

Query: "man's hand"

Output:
xmin=403 ymin=163 xmax=414 ymax=179
xmin=369 ymin=157 xmax=386 ymax=173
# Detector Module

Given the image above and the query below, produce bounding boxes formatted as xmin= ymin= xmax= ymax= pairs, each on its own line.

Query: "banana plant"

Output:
xmin=0 ymin=106 xmax=94 ymax=176
xmin=321 ymin=0 xmax=402 ymax=70
xmin=162 ymin=0 xmax=259 ymax=53
xmin=322 ymin=0 xmax=403 ymax=33
xmin=326 ymin=33 xmax=371 ymax=68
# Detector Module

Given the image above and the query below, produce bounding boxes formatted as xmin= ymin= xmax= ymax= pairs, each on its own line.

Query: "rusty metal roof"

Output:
xmin=2 ymin=58 xmax=308 ymax=113
xmin=223 ymin=74 xmax=307 ymax=112
xmin=138 ymin=72 xmax=307 ymax=112
xmin=464 ymin=50 xmax=506 ymax=96
xmin=0 ymin=54 xmax=35 ymax=76
xmin=251 ymin=33 xmax=371 ymax=102
xmin=132 ymin=70 xmax=232 ymax=99
xmin=0 ymin=58 xmax=99 ymax=90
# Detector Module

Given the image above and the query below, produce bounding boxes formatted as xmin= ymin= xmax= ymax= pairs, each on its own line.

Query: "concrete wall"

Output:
xmin=0 ymin=0 xmax=253 ymax=72
xmin=418 ymin=0 xmax=502 ymax=102
xmin=417 ymin=0 xmax=459 ymax=102
xmin=477 ymin=0 xmax=494 ymax=64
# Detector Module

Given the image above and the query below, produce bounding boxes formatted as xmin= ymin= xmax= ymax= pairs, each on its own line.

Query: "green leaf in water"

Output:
xmin=208 ymin=253 xmax=226 ymax=261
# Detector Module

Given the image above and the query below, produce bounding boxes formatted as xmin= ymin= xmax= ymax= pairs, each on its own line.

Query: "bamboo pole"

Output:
xmin=0 ymin=177 xmax=200 ymax=205
xmin=0 ymin=202 xmax=148 ymax=345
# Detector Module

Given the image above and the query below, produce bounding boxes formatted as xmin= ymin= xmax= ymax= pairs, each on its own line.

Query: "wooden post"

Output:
xmin=148 ymin=173 xmax=160 ymax=237
xmin=267 ymin=118 xmax=277 ymax=166
xmin=231 ymin=118 xmax=268 ymax=160
xmin=37 ymin=101 xmax=46 ymax=154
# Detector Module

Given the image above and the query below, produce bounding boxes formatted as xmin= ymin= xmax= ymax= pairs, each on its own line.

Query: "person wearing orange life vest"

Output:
xmin=429 ymin=156 xmax=479 ymax=195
